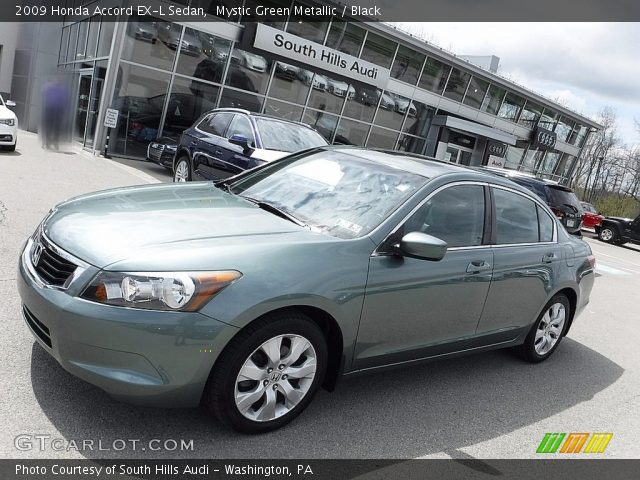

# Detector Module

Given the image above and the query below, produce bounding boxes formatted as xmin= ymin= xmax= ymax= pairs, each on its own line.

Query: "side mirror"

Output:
xmin=5 ymin=100 xmax=16 ymax=107
xmin=229 ymin=134 xmax=252 ymax=152
xmin=397 ymin=232 xmax=447 ymax=261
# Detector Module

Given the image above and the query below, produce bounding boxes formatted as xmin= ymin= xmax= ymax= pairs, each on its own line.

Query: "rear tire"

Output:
xmin=518 ymin=294 xmax=570 ymax=363
xmin=598 ymin=226 xmax=617 ymax=244
xmin=205 ymin=312 xmax=328 ymax=433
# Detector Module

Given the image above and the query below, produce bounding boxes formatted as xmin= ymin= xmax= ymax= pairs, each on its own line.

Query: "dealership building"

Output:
xmin=12 ymin=0 xmax=602 ymax=183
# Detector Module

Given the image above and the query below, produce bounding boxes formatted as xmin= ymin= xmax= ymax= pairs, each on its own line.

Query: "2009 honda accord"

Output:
xmin=18 ymin=147 xmax=595 ymax=433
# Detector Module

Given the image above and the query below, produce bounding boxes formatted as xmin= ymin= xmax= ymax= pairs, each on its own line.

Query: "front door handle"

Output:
xmin=542 ymin=253 xmax=557 ymax=263
xmin=215 ymin=149 xmax=223 ymax=155
xmin=466 ymin=261 xmax=491 ymax=274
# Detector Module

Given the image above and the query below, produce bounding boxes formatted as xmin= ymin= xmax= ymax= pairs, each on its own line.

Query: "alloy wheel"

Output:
xmin=234 ymin=334 xmax=317 ymax=422
xmin=600 ymin=228 xmax=614 ymax=242
xmin=174 ymin=160 xmax=189 ymax=182
xmin=534 ymin=302 xmax=566 ymax=355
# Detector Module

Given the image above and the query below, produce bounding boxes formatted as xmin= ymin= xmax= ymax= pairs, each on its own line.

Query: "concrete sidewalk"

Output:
xmin=0 ymin=131 xmax=158 ymax=281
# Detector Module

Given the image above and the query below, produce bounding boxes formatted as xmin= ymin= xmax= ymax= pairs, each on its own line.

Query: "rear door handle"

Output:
xmin=542 ymin=253 xmax=557 ymax=263
xmin=466 ymin=261 xmax=491 ymax=274
xmin=215 ymin=149 xmax=223 ymax=155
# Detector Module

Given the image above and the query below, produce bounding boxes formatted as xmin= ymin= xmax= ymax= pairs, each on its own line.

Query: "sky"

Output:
xmin=392 ymin=23 xmax=640 ymax=145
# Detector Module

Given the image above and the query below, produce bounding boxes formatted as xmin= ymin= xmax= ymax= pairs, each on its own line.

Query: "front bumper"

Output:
xmin=18 ymin=239 xmax=238 ymax=407
xmin=0 ymin=123 xmax=17 ymax=145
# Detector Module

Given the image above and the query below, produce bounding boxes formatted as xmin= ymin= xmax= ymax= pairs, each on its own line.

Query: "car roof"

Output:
xmin=472 ymin=166 xmax=575 ymax=192
xmin=208 ymin=108 xmax=317 ymax=130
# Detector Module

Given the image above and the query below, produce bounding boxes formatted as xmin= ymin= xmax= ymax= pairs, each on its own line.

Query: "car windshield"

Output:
xmin=230 ymin=150 xmax=428 ymax=239
xmin=547 ymin=187 xmax=581 ymax=209
xmin=255 ymin=118 xmax=328 ymax=152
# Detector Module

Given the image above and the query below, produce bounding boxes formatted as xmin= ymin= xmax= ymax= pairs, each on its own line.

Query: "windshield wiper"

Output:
xmin=214 ymin=180 xmax=233 ymax=193
xmin=240 ymin=196 xmax=309 ymax=228
xmin=563 ymin=203 xmax=579 ymax=213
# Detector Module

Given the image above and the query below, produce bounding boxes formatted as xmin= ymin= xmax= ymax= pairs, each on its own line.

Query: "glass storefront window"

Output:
xmin=520 ymin=146 xmax=544 ymax=172
xmin=342 ymin=85 xmax=377 ymax=123
xmin=391 ymin=45 xmax=425 ymax=86
xmin=325 ymin=20 xmax=365 ymax=56
xmin=463 ymin=76 xmax=489 ymax=109
xmin=97 ymin=21 xmax=114 ymax=57
xmin=443 ymin=68 xmax=471 ymax=103
xmin=374 ymin=92 xmax=408 ymax=130
xmin=555 ymin=116 xmax=575 ymax=143
xmin=538 ymin=108 xmax=558 ymax=131
xmin=59 ymin=26 xmax=70 ymax=64
xmin=85 ymin=16 xmax=99 ymax=60
xmin=161 ymin=77 xmax=219 ymax=140
xmin=307 ymin=73 xmax=349 ymax=114
xmin=219 ymin=87 xmax=263 ymax=112
xmin=402 ymin=101 xmax=435 ymax=137
xmin=75 ymin=19 xmax=88 ymax=60
xmin=122 ymin=17 xmax=177 ymax=71
xmin=539 ymin=150 xmax=561 ymax=174
xmin=554 ymin=153 xmax=576 ymax=180
xmin=264 ymin=99 xmax=303 ymax=122
xmin=335 ymin=118 xmax=370 ymax=146
xmin=269 ymin=62 xmax=311 ymax=105
xmin=367 ymin=127 xmax=398 ymax=149
xmin=419 ymin=57 xmax=451 ymax=95
xmin=397 ymin=134 xmax=426 ymax=155
xmin=177 ymin=28 xmax=231 ymax=84
xmin=497 ymin=92 xmax=525 ymax=122
xmin=504 ymin=144 xmax=525 ymax=170
xmin=568 ymin=123 xmax=589 ymax=147
xmin=68 ymin=23 xmax=78 ymax=63
xmin=304 ymin=110 xmax=339 ymax=143
xmin=111 ymin=63 xmax=171 ymax=158
xmin=360 ymin=31 xmax=397 ymax=70
xmin=225 ymin=45 xmax=271 ymax=94
xmin=518 ymin=101 xmax=543 ymax=129
xmin=480 ymin=84 xmax=506 ymax=115
xmin=287 ymin=3 xmax=329 ymax=43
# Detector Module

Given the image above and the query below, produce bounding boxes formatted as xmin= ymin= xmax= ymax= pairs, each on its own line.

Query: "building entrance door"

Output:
xmin=445 ymin=144 xmax=473 ymax=166
xmin=74 ymin=72 xmax=93 ymax=146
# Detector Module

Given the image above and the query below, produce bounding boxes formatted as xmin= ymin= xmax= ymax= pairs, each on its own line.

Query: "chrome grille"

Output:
xmin=148 ymin=143 xmax=165 ymax=162
xmin=31 ymin=235 xmax=77 ymax=287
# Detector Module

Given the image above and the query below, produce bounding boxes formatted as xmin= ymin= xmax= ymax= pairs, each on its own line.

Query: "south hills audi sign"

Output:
xmin=252 ymin=24 xmax=390 ymax=89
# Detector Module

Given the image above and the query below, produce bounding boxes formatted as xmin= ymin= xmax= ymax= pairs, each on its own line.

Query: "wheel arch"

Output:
xmin=552 ymin=286 xmax=578 ymax=335
xmin=172 ymin=148 xmax=192 ymax=173
xmin=209 ymin=305 xmax=345 ymax=395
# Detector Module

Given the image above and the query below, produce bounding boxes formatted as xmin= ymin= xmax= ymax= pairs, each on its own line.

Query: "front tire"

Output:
xmin=205 ymin=312 xmax=328 ymax=433
xmin=173 ymin=157 xmax=191 ymax=182
xmin=518 ymin=294 xmax=570 ymax=363
xmin=598 ymin=226 xmax=617 ymax=243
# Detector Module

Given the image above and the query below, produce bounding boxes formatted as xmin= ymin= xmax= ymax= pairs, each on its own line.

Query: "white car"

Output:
xmin=0 ymin=94 xmax=17 ymax=151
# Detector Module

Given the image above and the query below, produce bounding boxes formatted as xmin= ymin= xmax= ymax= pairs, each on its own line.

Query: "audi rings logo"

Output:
xmin=534 ymin=128 xmax=557 ymax=149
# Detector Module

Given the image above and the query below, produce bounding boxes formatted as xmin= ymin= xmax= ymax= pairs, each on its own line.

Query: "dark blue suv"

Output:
xmin=146 ymin=108 xmax=328 ymax=182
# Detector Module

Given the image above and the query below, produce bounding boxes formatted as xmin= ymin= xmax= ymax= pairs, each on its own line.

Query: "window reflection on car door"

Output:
xmin=354 ymin=184 xmax=494 ymax=370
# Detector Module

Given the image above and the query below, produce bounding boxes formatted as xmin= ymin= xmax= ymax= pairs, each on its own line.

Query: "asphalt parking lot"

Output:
xmin=1 ymin=132 xmax=638 ymax=459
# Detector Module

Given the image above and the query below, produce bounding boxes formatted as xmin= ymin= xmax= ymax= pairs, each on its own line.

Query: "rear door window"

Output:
xmin=537 ymin=205 xmax=554 ymax=242
xmin=493 ymin=188 xmax=539 ymax=244
xmin=199 ymin=112 xmax=233 ymax=137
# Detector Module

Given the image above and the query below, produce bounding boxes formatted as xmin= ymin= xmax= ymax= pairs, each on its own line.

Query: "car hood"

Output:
xmin=43 ymin=182 xmax=307 ymax=268
xmin=607 ymin=216 xmax=633 ymax=223
xmin=0 ymin=105 xmax=16 ymax=120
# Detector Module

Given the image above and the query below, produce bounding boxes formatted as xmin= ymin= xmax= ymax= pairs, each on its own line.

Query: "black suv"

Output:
xmin=595 ymin=213 xmax=640 ymax=246
xmin=147 ymin=108 xmax=328 ymax=181
xmin=476 ymin=167 xmax=584 ymax=235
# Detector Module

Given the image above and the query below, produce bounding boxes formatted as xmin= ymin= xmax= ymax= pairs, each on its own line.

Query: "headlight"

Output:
xmin=81 ymin=270 xmax=241 ymax=311
xmin=166 ymin=144 xmax=177 ymax=151
xmin=0 ymin=118 xmax=15 ymax=126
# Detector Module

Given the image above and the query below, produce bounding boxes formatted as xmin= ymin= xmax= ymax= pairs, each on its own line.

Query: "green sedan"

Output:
xmin=18 ymin=147 xmax=595 ymax=433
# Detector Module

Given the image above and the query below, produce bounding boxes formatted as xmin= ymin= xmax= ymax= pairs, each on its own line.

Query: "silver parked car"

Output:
xmin=18 ymin=148 xmax=595 ymax=433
